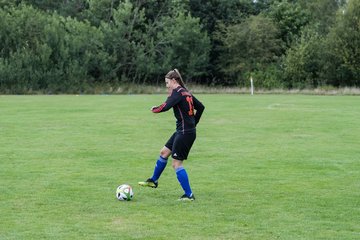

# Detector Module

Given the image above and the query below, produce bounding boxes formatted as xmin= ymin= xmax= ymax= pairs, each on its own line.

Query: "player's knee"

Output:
xmin=172 ymin=159 xmax=182 ymax=169
xmin=160 ymin=148 xmax=171 ymax=159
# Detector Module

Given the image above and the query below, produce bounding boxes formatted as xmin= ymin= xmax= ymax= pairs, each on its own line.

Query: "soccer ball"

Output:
xmin=116 ymin=184 xmax=134 ymax=201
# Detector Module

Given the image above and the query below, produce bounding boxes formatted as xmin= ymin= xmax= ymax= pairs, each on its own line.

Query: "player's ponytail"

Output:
xmin=165 ymin=69 xmax=186 ymax=89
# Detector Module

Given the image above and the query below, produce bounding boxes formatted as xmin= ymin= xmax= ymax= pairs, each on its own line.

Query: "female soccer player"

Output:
xmin=138 ymin=69 xmax=205 ymax=201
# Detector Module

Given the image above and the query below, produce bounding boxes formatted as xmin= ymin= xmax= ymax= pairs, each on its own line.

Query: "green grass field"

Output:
xmin=1 ymin=94 xmax=359 ymax=239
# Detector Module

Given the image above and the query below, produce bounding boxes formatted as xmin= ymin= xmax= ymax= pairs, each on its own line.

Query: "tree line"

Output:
xmin=0 ymin=0 xmax=359 ymax=93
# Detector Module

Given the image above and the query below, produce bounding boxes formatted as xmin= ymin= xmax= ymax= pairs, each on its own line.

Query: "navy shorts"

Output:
xmin=165 ymin=131 xmax=196 ymax=160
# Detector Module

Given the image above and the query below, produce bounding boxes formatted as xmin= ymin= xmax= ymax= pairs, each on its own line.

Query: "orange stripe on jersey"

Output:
xmin=152 ymin=102 xmax=167 ymax=113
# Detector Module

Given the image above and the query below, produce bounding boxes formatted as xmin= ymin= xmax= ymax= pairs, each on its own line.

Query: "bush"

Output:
xmin=0 ymin=4 xmax=112 ymax=93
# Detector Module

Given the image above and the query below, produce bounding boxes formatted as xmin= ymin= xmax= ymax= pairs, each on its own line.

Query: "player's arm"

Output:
xmin=193 ymin=96 xmax=205 ymax=125
xmin=151 ymin=90 xmax=181 ymax=113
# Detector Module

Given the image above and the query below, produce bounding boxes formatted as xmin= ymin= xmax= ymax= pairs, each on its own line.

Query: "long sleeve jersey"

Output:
xmin=152 ymin=86 xmax=205 ymax=134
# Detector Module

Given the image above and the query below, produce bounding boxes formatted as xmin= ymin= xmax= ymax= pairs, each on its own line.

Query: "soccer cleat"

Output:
xmin=138 ymin=178 xmax=158 ymax=188
xmin=178 ymin=194 xmax=195 ymax=201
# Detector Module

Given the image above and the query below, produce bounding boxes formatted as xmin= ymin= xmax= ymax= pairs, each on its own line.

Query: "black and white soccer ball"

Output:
xmin=116 ymin=184 xmax=134 ymax=201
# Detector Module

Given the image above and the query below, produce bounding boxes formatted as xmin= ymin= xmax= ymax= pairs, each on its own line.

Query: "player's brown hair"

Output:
xmin=165 ymin=69 xmax=186 ymax=88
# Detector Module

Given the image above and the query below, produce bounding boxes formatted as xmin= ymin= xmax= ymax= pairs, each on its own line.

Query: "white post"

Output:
xmin=250 ymin=76 xmax=254 ymax=95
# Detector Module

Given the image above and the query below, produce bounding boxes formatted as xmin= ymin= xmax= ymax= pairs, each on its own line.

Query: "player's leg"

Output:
xmin=150 ymin=146 xmax=171 ymax=182
xmin=138 ymin=133 xmax=174 ymax=188
xmin=172 ymin=159 xmax=193 ymax=200
xmin=172 ymin=132 xmax=196 ymax=201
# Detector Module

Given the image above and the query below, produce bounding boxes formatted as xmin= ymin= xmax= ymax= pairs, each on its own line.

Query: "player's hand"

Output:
xmin=150 ymin=106 xmax=157 ymax=111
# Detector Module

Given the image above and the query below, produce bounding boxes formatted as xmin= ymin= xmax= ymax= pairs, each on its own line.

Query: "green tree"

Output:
xmin=0 ymin=0 xmax=18 ymax=8
xmin=297 ymin=0 xmax=347 ymax=34
xmin=155 ymin=12 xmax=210 ymax=82
xmin=100 ymin=0 xmax=151 ymax=84
xmin=219 ymin=14 xmax=284 ymax=86
xmin=189 ymin=0 xmax=264 ymax=84
xmin=84 ymin=0 xmax=121 ymax=26
xmin=100 ymin=0 xmax=210 ymax=85
xmin=0 ymin=4 xmax=52 ymax=92
xmin=324 ymin=0 xmax=360 ymax=86
xmin=0 ymin=4 xmax=112 ymax=93
xmin=268 ymin=0 xmax=310 ymax=47
xmin=21 ymin=0 xmax=88 ymax=18
xmin=283 ymin=27 xmax=326 ymax=88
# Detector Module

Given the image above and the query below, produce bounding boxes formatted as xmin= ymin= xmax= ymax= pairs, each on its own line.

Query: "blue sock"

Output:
xmin=150 ymin=156 xmax=168 ymax=182
xmin=175 ymin=166 xmax=193 ymax=197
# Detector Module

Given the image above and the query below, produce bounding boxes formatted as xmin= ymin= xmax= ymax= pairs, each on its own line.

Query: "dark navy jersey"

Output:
xmin=152 ymin=86 xmax=205 ymax=133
